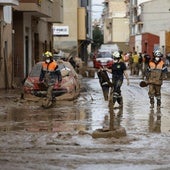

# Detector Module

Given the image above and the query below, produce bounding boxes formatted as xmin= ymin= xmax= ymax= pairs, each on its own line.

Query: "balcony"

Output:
xmin=47 ymin=0 xmax=63 ymax=23
xmin=0 ymin=0 xmax=19 ymax=6
xmin=14 ymin=0 xmax=53 ymax=18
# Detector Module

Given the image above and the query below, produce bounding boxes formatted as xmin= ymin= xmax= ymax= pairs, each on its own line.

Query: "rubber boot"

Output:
xmin=113 ymin=92 xmax=118 ymax=106
xmin=150 ymin=97 xmax=154 ymax=109
xmin=117 ymin=96 xmax=123 ymax=108
xmin=112 ymin=98 xmax=116 ymax=107
xmin=157 ymin=98 xmax=161 ymax=109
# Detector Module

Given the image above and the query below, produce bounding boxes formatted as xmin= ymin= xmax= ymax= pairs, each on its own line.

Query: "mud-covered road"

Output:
xmin=0 ymin=72 xmax=170 ymax=170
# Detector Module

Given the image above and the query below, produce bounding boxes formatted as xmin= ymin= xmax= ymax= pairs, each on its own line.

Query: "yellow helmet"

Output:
xmin=44 ymin=51 xmax=52 ymax=58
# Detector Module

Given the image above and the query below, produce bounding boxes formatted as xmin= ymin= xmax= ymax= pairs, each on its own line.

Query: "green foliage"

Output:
xmin=92 ymin=26 xmax=103 ymax=51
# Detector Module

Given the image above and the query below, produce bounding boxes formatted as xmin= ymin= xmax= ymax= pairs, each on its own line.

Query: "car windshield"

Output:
xmin=29 ymin=62 xmax=70 ymax=77
xmin=29 ymin=63 xmax=42 ymax=77
xmin=97 ymin=52 xmax=113 ymax=58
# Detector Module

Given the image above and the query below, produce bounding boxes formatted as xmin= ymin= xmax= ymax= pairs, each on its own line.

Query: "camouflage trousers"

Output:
xmin=148 ymin=84 xmax=161 ymax=98
xmin=148 ymin=84 xmax=161 ymax=107
xmin=46 ymin=85 xmax=54 ymax=100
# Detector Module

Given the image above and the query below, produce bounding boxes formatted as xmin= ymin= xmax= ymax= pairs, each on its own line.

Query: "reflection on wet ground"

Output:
xmin=0 ymin=75 xmax=170 ymax=169
xmin=148 ymin=109 xmax=161 ymax=133
xmin=0 ymin=77 xmax=170 ymax=135
xmin=0 ymin=103 xmax=88 ymax=133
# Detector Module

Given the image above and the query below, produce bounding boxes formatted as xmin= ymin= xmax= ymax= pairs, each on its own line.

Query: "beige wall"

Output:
xmin=15 ymin=0 xmax=53 ymax=18
xmin=38 ymin=18 xmax=52 ymax=49
xmin=112 ymin=18 xmax=129 ymax=42
xmin=109 ymin=0 xmax=126 ymax=17
xmin=78 ymin=7 xmax=86 ymax=40
xmin=104 ymin=0 xmax=129 ymax=52
xmin=47 ymin=0 xmax=63 ymax=23
xmin=53 ymin=0 xmax=78 ymax=52
xmin=0 ymin=23 xmax=13 ymax=88
xmin=104 ymin=19 xmax=112 ymax=43
xmin=0 ymin=7 xmax=13 ymax=88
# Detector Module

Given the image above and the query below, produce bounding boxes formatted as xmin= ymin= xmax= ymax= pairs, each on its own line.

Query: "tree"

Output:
xmin=92 ymin=26 xmax=103 ymax=52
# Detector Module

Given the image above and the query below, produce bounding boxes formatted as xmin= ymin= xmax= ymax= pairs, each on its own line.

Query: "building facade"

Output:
xmin=128 ymin=0 xmax=170 ymax=57
xmin=12 ymin=0 xmax=63 ymax=86
xmin=0 ymin=0 xmax=63 ymax=88
xmin=0 ymin=1 xmax=19 ymax=89
xmin=103 ymin=0 xmax=130 ymax=53
xmin=53 ymin=0 xmax=92 ymax=64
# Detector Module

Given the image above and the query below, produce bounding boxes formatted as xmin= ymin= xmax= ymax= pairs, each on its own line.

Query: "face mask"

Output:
xmin=114 ymin=59 xmax=118 ymax=63
xmin=155 ymin=57 xmax=160 ymax=62
xmin=46 ymin=59 xmax=50 ymax=63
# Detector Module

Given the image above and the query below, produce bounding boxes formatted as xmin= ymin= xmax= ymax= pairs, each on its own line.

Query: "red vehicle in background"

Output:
xmin=93 ymin=51 xmax=114 ymax=69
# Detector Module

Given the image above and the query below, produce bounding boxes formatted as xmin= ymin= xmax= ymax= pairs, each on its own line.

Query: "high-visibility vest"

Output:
xmin=42 ymin=61 xmax=58 ymax=72
xmin=149 ymin=60 xmax=164 ymax=69
xmin=148 ymin=60 xmax=164 ymax=85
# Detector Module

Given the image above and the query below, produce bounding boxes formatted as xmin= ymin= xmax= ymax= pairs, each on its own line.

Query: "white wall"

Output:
xmin=142 ymin=0 xmax=170 ymax=35
xmin=135 ymin=35 xmax=142 ymax=53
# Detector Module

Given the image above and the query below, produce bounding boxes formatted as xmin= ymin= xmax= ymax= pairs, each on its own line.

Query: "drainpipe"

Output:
xmin=4 ymin=41 xmax=9 ymax=89
xmin=0 ymin=20 xmax=2 ymax=72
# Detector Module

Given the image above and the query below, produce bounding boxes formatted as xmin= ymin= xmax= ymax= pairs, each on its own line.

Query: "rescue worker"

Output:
xmin=39 ymin=51 xmax=62 ymax=104
xmin=132 ymin=51 xmax=139 ymax=75
xmin=145 ymin=50 xmax=168 ymax=109
xmin=105 ymin=51 xmax=129 ymax=108
xmin=128 ymin=51 xmax=133 ymax=75
xmin=138 ymin=52 xmax=144 ymax=76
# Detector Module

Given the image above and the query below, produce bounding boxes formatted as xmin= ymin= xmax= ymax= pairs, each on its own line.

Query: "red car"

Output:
xmin=23 ymin=60 xmax=81 ymax=100
xmin=93 ymin=51 xmax=113 ymax=69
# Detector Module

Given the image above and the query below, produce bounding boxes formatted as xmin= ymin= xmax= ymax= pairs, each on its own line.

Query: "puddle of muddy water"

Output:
xmin=0 ymin=76 xmax=170 ymax=170
xmin=0 ymin=77 xmax=170 ymax=135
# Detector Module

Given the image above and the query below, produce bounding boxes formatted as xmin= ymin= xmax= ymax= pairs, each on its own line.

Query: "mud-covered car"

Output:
xmin=23 ymin=60 xmax=81 ymax=100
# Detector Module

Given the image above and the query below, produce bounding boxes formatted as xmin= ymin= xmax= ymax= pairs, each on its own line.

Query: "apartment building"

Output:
xmin=12 ymin=0 xmax=63 ymax=86
xmin=0 ymin=0 xmax=19 ymax=89
xmin=0 ymin=0 xmax=93 ymax=89
xmin=128 ymin=0 xmax=170 ymax=57
xmin=53 ymin=0 xmax=92 ymax=64
xmin=103 ymin=0 xmax=130 ymax=53
xmin=0 ymin=0 xmax=63 ymax=88
xmin=141 ymin=0 xmax=170 ymax=55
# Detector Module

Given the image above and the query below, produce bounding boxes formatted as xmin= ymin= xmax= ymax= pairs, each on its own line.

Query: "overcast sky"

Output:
xmin=92 ymin=0 xmax=104 ymax=21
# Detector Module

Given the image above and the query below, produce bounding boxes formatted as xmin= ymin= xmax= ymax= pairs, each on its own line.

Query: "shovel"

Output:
xmin=139 ymin=80 xmax=149 ymax=87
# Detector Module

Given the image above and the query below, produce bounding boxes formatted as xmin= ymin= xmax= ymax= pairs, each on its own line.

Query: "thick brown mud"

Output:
xmin=0 ymin=74 xmax=170 ymax=170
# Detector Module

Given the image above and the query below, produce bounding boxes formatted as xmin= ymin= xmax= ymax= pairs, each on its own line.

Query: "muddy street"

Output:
xmin=0 ymin=73 xmax=170 ymax=170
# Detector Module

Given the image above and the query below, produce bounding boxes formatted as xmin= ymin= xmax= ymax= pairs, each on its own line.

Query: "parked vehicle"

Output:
xmin=93 ymin=51 xmax=114 ymax=69
xmin=23 ymin=60 xmax=81 ymax=102
xmin=99 ymin=44 xmax=119 ymax=54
